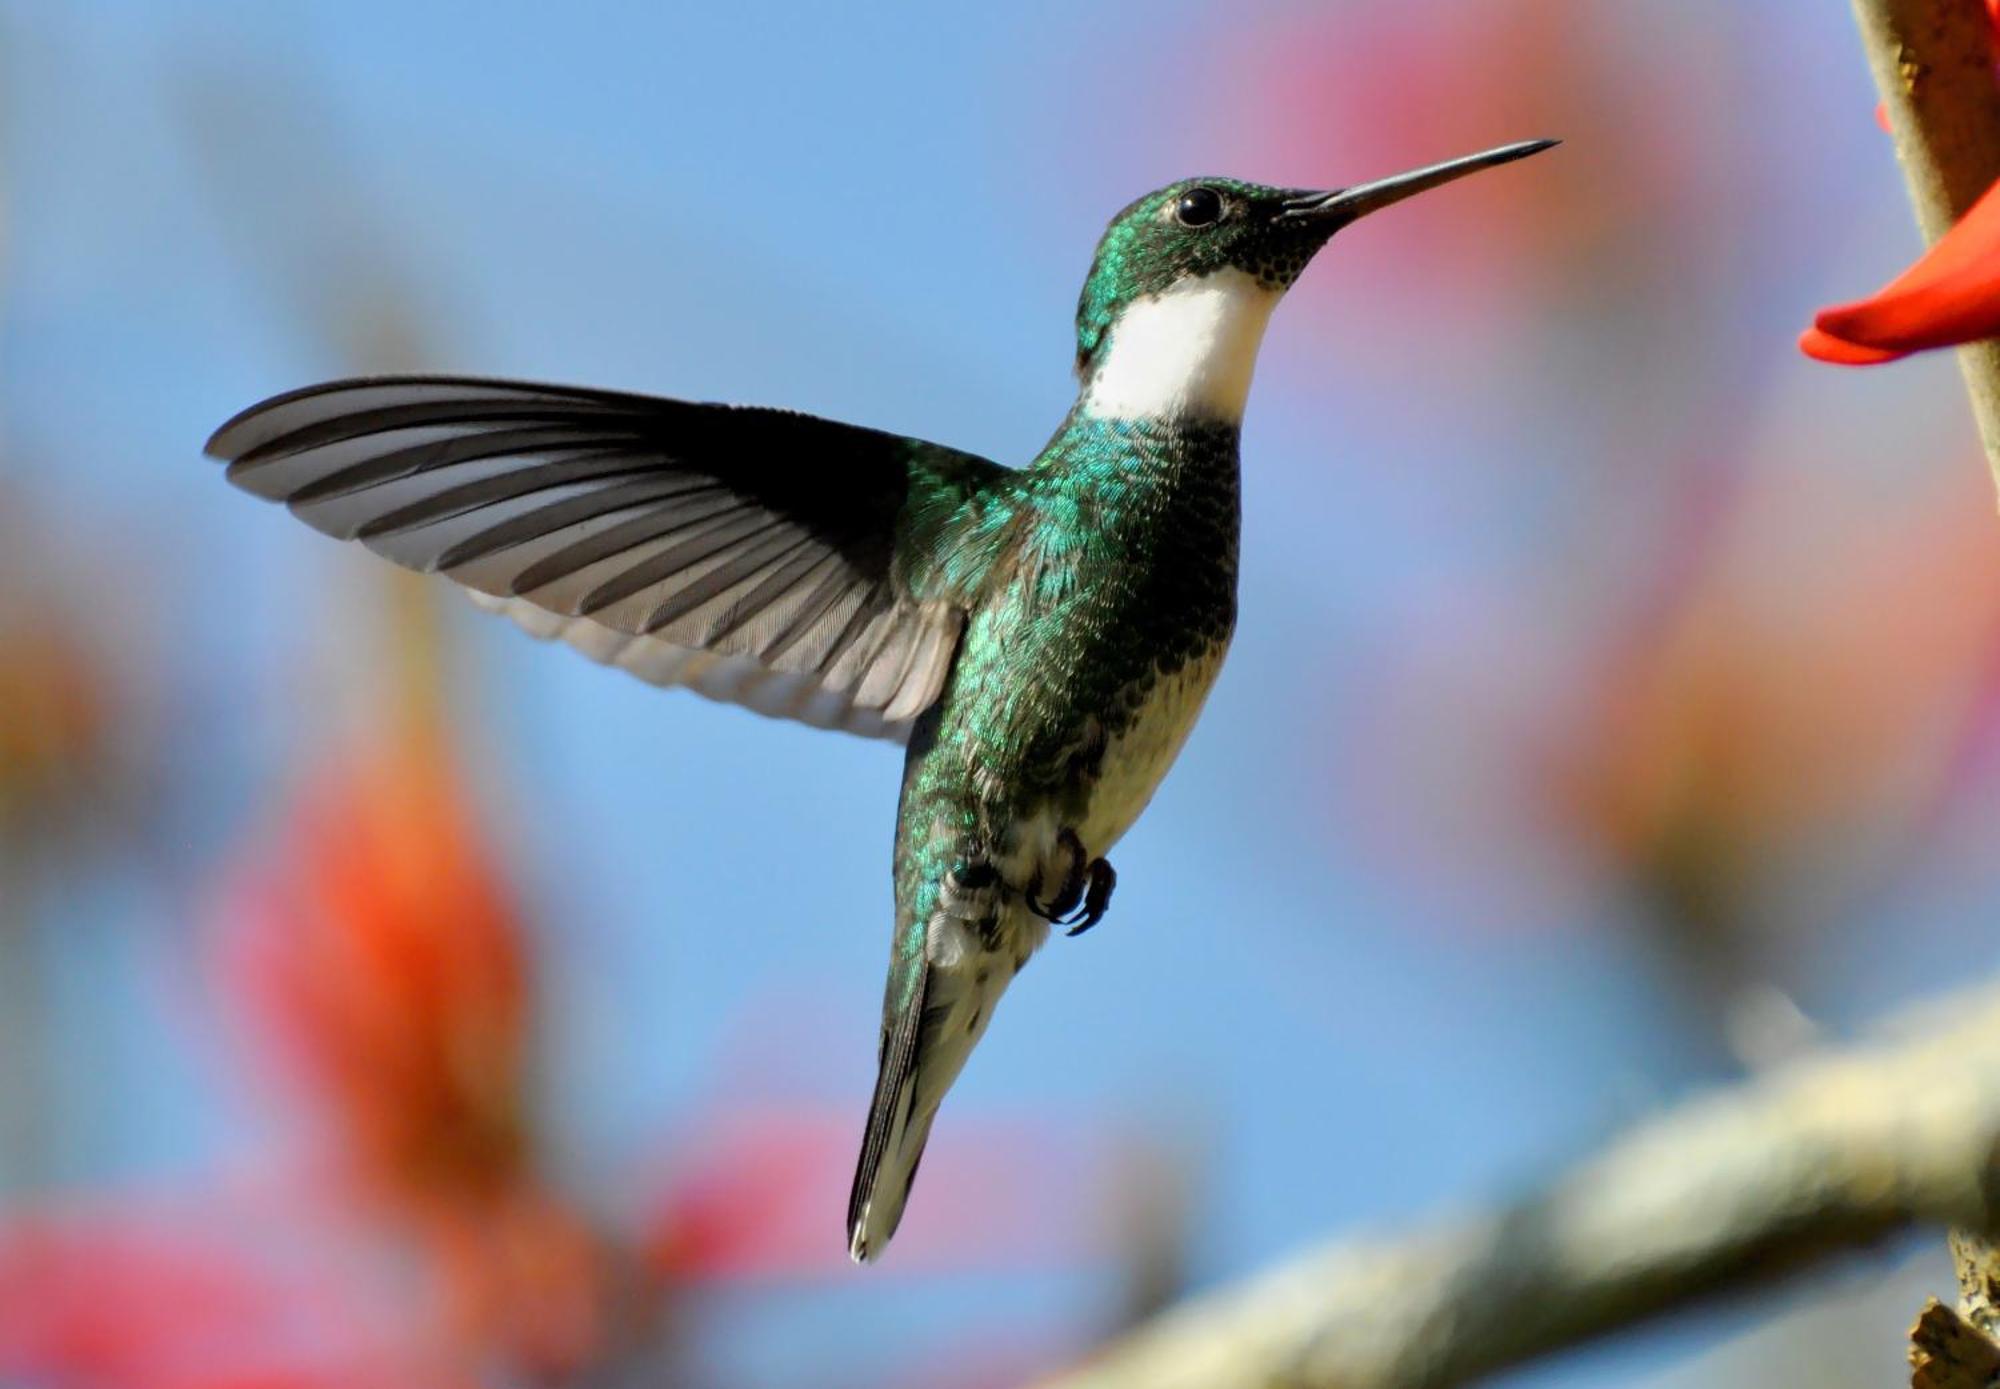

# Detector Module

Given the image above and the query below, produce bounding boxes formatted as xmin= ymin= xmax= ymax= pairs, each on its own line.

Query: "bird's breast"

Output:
xmin=1074 ymin=638 xmax=1229 ymax=855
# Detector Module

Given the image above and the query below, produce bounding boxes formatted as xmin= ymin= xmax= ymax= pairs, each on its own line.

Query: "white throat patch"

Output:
xmin=1081 ymin=267 xmax=1280 ymax=423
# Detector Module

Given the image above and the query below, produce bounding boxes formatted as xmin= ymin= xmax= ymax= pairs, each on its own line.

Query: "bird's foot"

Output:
xmin=1025 ymin=829 xmax=1115 ymax=935
xmin=1063 ymin=858 xmax=1116 ymax=937
xmin=1026 ymin=828 xmax=1089 ymax=923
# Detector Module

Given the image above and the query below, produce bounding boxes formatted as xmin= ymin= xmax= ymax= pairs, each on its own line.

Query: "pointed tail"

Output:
xmin=847 ymin=960 xmax=935 ymax=1263
xmin=847 ymin=903 xmax=1026 ymax=1263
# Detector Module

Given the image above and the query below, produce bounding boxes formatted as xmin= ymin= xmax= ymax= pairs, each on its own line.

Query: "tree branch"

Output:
xmin=1847 ymin=11 xmax=2000 ymax=1378
xmin=1947 ymin=1228 xmax=2000 ymax=1334
xmin=1850 ymin=0 xmax=2000 ymax=490
xmin=1047 ymin=985 xmax=2000 ymax=1389
xmin=1908 ymin=1225 xmax=2000 ymax=1385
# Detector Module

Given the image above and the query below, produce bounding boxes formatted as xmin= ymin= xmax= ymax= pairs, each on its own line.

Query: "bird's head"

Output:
xmin=1072 ymin=139 xmax=1558 ymax=423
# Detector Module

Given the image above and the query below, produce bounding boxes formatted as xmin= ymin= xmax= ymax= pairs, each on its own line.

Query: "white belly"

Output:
xmin=1077 ymin=643 xmax=1228 ymax=855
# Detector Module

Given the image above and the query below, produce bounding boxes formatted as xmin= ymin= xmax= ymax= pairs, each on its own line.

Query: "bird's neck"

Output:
xmin=1077 ymin=268 xmax=1280 ymax=426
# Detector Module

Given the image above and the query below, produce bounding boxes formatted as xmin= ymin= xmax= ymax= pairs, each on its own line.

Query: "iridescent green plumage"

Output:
xmin=202 ymin=138 xmax=1556 ymax=1266
xmin=849 ymin=409 xmax=1241 ymax=1257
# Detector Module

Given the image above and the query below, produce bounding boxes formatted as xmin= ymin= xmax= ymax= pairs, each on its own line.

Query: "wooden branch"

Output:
xmin=1842 ymin=19 xmax=2000 ymax=1375
xmin=1045 ymin=985 xmax=2000 ymax=1389
xmin=1909 ymin=1297 xmax=2000 ymax=1389
xmin=1909 ymin=1227 xmax=2000 ymax=1386
xmin=1850 ymin=0 xmax=2000 ymax=490
xmin=1948 ymin=1229 xmax=2000 ymax=1335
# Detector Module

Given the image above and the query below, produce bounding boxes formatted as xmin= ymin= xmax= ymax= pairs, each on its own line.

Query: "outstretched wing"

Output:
xmin=206 ymin=376 xmax=1007 ymax=740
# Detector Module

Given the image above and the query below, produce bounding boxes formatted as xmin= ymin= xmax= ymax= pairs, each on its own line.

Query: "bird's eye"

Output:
xmin=1175 ymin=187 xmax=1224 ymax=228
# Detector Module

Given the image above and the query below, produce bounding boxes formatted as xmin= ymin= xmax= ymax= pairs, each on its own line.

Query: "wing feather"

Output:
xmin=206 ymin=375 xmax=1005 ymax=740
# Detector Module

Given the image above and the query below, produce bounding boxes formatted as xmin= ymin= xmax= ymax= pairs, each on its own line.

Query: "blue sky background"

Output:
xmin=4 ymin=2 xmax=1994 ymax=1385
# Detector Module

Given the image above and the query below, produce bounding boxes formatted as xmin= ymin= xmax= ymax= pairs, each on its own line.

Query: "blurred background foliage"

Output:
xmin=2 ymin=1 xmax=1997 ymax=1385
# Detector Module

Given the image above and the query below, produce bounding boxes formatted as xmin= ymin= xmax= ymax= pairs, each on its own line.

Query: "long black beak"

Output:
xmin=1279 ymin=138 xmax=1559 ymax=226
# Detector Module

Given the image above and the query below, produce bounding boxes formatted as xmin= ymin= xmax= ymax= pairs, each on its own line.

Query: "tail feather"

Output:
xmin=846 ymin=918 xmax=1023 ymax=1263
xmin=847 ymin=964 xmax=932 ymax=1262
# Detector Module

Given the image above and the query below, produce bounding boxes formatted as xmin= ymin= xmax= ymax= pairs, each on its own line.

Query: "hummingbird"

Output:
xmin=205 ymin=137 xmax=1555 ymax=1263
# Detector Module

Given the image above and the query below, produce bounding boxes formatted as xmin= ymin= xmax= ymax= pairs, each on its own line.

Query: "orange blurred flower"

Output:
xmin=0 ymin=491 xmax=130 ymax=845
xmin=1553 ymin=468 xmax=2000 ymax=932
xmin=221 ymin=716 xmax=611 ymax=1379
xmin=0 ymin=617 xmax=110 ymax=831
xmin=1802 ymin=175 xmax=2000 ymax=365
xmin=1341 ymin=448 xmax=2000 ymax=984
xmin=227 ymin=720 xmax=531 ymax=1212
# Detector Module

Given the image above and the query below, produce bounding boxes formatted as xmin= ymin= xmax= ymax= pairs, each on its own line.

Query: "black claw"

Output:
xmin=1045 ymin=879 xmax=1086 ymax=922
xmin=1064 ymin=858 xmax=1117 ymax=937
xmin=1026 ymin=829 xmax=1090 ymax=924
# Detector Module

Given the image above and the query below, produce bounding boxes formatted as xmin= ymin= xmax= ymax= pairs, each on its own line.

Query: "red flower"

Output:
xmin=220 ymin=716 xmax=613 ymax=1378
xmin=1546 ymin=466 xmax=2000 ymax=947
xmin=224 ymin=721 xmax=531 ymax=1214
xmin=1802 ymin=175 xmax=2000 ymax=364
